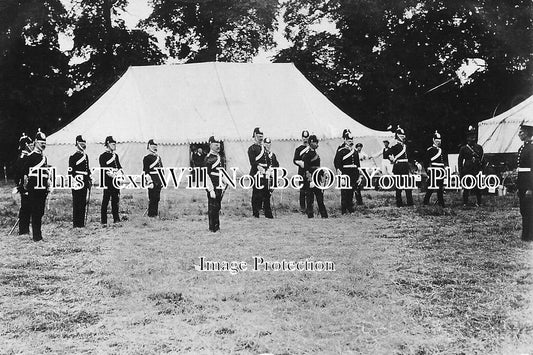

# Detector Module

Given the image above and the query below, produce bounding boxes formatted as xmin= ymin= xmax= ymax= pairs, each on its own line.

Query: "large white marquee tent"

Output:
xmin=47 ymin=62 xmax=393 ymax=175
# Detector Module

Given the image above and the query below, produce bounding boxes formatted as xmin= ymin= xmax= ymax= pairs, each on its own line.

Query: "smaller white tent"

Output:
xmin=478 ymin=95 xmax=533 ymax=154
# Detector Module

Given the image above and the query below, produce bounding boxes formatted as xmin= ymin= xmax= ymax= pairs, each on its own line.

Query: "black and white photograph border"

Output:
xmin=1 ymin=0 xmax=533 ymax=354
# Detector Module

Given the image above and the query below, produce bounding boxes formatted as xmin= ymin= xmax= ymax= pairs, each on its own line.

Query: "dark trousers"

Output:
xmin=261 ymin=184 xmax=273 ymax=218
xmin=463 ymin=187 xmax=482 ymax=205
xmin=18 ymin=192 xmax=31 ymax=234
xmin=207 ymin=189 xmax=223 ymax=232
xmin=29 ymin=189 xmax=47 ymax=241
xmin=340 ymin=172 xmax=357 ymax=213
xmin=147 ymin=187 xmax=162 ymax=217
xmin=252 ymin=178 xmax=273 ymax=218
xmin=355 ymin=186 xmax=363 ymax=205
xmin=424 ymin=179 xmax=444 ymax=206
xmin=306 ymin=186 xmax=328 ymax=218
xmin=101 ymin=187 xmax=120 ymax=224
xmin=395 ymin=173 xmax=413 ymax=207
xmin=72 ymin=187 xmax=88 ymax=227
xmin=251 ymin=186 xmax=263 ymax=217
xmin=519 ymin=191 xmax=533 ymax=241
xmin=298 ymin=178 xmax=310 ymax=211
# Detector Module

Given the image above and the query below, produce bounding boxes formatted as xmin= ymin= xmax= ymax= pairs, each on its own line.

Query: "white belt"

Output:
xmin=518 ymin=167 xmax=531 ymax=172
xmin=343 ymin=164 xmax=358 ymax=168
xmin=396 ymin=159 xmax=408 ymax=163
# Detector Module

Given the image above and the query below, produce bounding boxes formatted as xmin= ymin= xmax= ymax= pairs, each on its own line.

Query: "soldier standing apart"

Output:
xmin=99 ymin=136 xmax=122 ymax=224
xmin=69 ymin=135 xmax=91 ymax=227
xmin=248 ymin=127 xmax=266 ymax=218
xmin=423 ymin=131 xmax=446 ymax=207
xmin=303 ymin=135 xmax=328 ymax=218
xmin=458 ymin=126 xmax=484 ymax=206
xmin=334 ymin=130 xmax=359 ymax=214
xmin=13 ymin=133 xmax=33 ymax=235
xmin=517 ymin=122 xmax=533 ymax=241
xmin=262 ymin=137 xmax=279 ymax=218
xmin=205 ymin=136 xmax=226 ymax=232
xmin=389 ymin=126 xmax=413 ymax=207
xmin=381 ymin=140 xmax=393 ymax=176
xmin=143 ymin=139 xmax=163 ymax=217
xmin=23 ymin=129 xmax=50 ymax=241
xmin=293 ymin=130 xmax=310 ymax=212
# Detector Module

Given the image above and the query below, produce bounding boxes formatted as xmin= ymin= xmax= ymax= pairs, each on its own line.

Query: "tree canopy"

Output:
xmin=143 ymin=0 xmax=279 ymax=62
xmin=276 ymin=0 xmax=533 ymax=153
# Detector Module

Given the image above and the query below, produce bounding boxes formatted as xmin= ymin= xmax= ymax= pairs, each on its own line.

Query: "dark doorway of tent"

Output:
xmin=190 ymin=141 xmax=225 ymax=174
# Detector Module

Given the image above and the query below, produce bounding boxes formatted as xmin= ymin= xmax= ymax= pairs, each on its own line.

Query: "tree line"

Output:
xmin=1 ymin=0 xmax=531 ymax=166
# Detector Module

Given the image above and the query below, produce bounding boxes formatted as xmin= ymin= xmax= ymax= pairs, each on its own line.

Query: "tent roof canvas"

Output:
xmin=478 ymin=95 xmax=533 ymax=154
xmin=48 ymin=62 xmax=391 ymax=145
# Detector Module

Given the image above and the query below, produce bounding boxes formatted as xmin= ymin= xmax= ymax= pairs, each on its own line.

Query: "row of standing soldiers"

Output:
xmin=11 ymin=123 xmax=533 ymax=241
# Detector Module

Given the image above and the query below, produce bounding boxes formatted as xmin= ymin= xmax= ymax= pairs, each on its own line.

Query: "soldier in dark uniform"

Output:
xmin=248 ymin=127 xmax=266 ymax=218
xmin=23 ymin=129 xmax=50 ymax=241
xmin=261 ymin=137 xmax=279 ymax=218
xmin=293 ymin=130 xmax=310 ymax=212
xmin=68 ymin=135 xmax=91 ymax=227
xmin=334 ymin=130 xmax=360 ymax=214
xmin=205 ymin=136 xmax=226 ymax=232
xmin=423 ymin=131 xmax=446 ymax=207
xmin=388 ymin=126 xmax=413 ymax=207
xmin=143 ymin=139 xmax=163 ymax=217
xmin=303 ymin=135 xmax=328 ymax=218
xmin=458 ymin=126 xmax=484 ymax=206
xmin=99 ymin=136 xmax=122 ymax=224
xmin=517 ymin=122 xmax=533 ymax=241
xmin=13 ymin=133 xmax=33 ymax=235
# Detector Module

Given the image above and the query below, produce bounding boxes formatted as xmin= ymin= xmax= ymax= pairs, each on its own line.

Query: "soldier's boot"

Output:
xmin=406 ymin=190 xmax=414 ymax=206
xmin=423 ymin=191 xmax=431 ymax=205
xmin=299 ymin=189 xmax=307 ymax=212
xmin=395 ymin=189 xmax=403 ymax=207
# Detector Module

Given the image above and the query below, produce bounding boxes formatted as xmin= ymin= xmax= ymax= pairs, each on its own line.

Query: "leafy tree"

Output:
xmin=276 ymin=0 xmax=533 ymax=154
xmin=69 ymin=0 xmax=166 ymax=120
xmin=0 ymin=0 xmax=71 ymax=164
xmin=143 ymin=0 xmax=279 ymax=62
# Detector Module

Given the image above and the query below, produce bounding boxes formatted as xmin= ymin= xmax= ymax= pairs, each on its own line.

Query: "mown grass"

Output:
xmin=0 ymin=184 xmax=532 ymax=354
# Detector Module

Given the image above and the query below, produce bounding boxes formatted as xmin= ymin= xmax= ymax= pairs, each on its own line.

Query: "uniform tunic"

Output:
xmin=293 ymin=144 xmax=310 ymax=210
xmin=303 ymin=148 xmax=328 ymax=218
xmin=205 ymin=152 xmax=225 ymax=232
xmin=99 ymin=151 xmax=122 ymax=224
xmin=334 ymin=144 xmax=360 ymax=213
xmin=248 ymin=143 xmax=268 ymax=217
xmin=143 ymin=153 xmax=164 ymax=217
xmin=423 ymin=145 xmax=446 ymax=206
xmin=69 ymin=150 xmax=91 ymax=227
xmin=23 ymin=150 xmax=50 ymax=241
xmin=458 ymin=143 xmax=484 ymax=205
xmin=389 ymin=140 xmax=413 ymax=206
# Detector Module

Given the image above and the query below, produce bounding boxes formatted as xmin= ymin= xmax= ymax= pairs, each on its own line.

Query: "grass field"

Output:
xmin=1 ymin=184 xmax=532 ymax=354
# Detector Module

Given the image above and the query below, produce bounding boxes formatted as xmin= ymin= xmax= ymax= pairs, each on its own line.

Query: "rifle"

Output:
xmin=85 ymin=185 xmax=92 ymax=225
xmin=8 ymin=219 xmax=19 ymax=236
